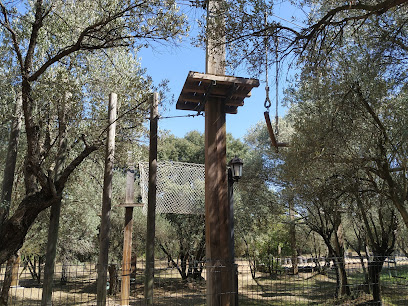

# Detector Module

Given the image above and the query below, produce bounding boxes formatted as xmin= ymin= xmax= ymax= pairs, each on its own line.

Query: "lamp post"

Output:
xmin=228 ymin=156 xmax=243 ymax=305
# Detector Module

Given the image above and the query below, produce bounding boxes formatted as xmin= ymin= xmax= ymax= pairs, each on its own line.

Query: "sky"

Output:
xmin=138 ymin=2 xmax=304 ymax=141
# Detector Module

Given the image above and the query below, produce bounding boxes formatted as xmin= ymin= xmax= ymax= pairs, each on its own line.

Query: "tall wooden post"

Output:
xmin=177 ymin=2 xmax=258 ymax=305
xmin=205 ymin=1 xmax=234 ymax=305
xmin=144 ymin=92 xmax=159 ymax=304
xmin=97 ymin=93 xmax=117 ymax=306
xmin=120 ymin=156 xmax=135 ymax=306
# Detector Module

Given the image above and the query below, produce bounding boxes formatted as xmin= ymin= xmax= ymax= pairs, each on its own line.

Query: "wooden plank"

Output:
xmin=264 ymin=111 xmax=278 ymax=152
xmin=178 ymin=93 xmax=244 ymax=106
xmin=188 ymin=71 xmax=260 ymax=87
xmin=182 ymin=85 xmax=252 ymax=98
xmin=264 ymin=111 xmax=290 ymax=152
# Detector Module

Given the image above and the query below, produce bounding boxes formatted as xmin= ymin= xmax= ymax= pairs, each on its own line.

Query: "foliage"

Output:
xmin=0 ymin=0 xmax=189 ymax=264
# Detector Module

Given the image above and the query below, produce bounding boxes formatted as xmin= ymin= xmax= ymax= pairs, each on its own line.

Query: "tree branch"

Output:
xmin=0 ymin=1 xmax=23 ymax=72
xmin=24 ymin=0 xmax=46 ymax=73
xmin=28 ymin=3 xmax=142 ymax=82
xmin=56 ymin=141 xmax=102 ymax=190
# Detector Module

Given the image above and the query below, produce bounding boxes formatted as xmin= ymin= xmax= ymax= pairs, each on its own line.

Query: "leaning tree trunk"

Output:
xmin=0 ymin=94 xmax=22 ymax=229
xmin=0 ymin=94 xmax=22 ymax=305
xmin=0 ymin=254 xmax=17 ymax=306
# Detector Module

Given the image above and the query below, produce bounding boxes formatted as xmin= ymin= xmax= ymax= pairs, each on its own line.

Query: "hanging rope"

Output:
xmin=264 ymin=11 xmax=271 ymax=112
xmin=263 ymin=5 xmax=290 ymax=153
xmin=274 ymin=31 xmax=279 ymax=137
xmin=263 ymin=9 xmax=278 ymax=153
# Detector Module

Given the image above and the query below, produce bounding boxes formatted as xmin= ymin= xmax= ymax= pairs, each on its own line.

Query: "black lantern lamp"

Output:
xmin=228 ymin=156 xmax=243 ymax=182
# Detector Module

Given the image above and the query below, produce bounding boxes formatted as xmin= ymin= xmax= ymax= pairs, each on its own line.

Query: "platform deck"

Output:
xmin=176 ymin=71 xmax=259 ymax=114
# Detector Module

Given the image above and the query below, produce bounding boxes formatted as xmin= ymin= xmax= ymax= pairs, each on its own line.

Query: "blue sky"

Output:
xmin=138 ymin=2 xmax=304 ymax=141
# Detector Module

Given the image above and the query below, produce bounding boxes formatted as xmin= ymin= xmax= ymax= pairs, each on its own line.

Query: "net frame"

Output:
xmin=139 ymin=161 xmax=205 ymax=215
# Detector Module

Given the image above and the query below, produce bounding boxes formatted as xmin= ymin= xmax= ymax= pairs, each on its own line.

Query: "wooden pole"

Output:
xmin=144 ymin=92 xmax=159 ymax=304
xmin=120 ymin=155 xmax=135 ymax=306
xmin=97 ymin=93 xmax=117 ymax=306
xmin=205 ymin=1 xmax=234 ymax=305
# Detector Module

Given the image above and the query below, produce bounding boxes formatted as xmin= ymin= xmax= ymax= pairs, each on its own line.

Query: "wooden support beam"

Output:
xmin=144 ymin=93 xmax=159 ymax=305
xmin=205 ymin=1 xmax=235 ymax=305
xmin=97 ymin=93 xmax=117 ymax=306
xmin=121 ymin=158 xmax=135 ymax=306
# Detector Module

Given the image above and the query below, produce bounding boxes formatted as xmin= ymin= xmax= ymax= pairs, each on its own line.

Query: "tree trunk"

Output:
xmin=0 ymin=94 xmax=23 ymax=302
xmin=333 ymin=221 xmax=350 ymax=297
xmin=180 ymin=253 xmax=188 ymax=280
xmin=41 ymin=199 xmax=62 ymax=306
xmin=368 ymin=256 xmax=385 ymax=305
xmin=335 ymin=257 xmax=350 ymax=296
xmin=108 ymin=264 xmax=118 ymax=296
xmin=0 ymin=254 xmax=17 ymax=306
xmin=289 ymin=199 xmax=298 ymax=275
xmin=0 ymin=94 xmax=22 ymax=229
xmin=357 ymin=251 xmax=370 ymax=293
xmin=0 ymin=191 xmax=59 ymax=264
xmin=41 ymin=90 xmax=69 ymax=306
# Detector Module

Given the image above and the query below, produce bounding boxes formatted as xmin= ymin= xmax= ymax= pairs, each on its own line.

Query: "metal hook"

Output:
xmin=264 ymin=86 xmax=271 ymax=110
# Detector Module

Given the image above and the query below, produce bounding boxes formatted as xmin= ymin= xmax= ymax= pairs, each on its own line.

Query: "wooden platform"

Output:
xmin=176 ymin=71 xmax=260 ymax=114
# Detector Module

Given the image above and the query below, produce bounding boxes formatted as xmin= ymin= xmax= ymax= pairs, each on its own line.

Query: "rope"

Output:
xmin=274 ymin=33 xmax=279 ymax=137
xmin=158 ymin=112 xmax=204 ymax=120
xmin=264 ymin=3 xmax=280 ymax=141
xmin=264 ymin=11 xmax=271 ymax=111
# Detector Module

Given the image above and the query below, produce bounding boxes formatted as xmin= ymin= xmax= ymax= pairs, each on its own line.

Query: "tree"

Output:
xmin=353 ymin=189 xmax=397 ymax=304
xmin=0 ymin=0 xmax=188 ymax=265
xmin=234 ymin=123 xmax=288 ymax=279
xmin=276 ymin=11 xmax=407 ymax=301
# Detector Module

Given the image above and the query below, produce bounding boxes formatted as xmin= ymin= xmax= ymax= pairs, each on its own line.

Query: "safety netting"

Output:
xmin=139 ymin=161 xmax=205 ymax=215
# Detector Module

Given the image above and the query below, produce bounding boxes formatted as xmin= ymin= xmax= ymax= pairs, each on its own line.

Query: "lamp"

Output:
xmin=228 ymin=156 xmax=243 ymax=181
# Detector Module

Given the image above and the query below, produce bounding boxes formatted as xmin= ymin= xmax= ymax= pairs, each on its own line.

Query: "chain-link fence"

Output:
xmin=1 ymin=256 xmax=408 ymax=305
